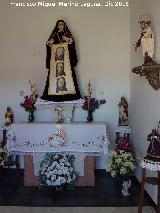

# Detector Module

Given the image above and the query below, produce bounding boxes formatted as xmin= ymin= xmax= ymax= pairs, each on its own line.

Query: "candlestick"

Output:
xmin=54 ymin=105 xmax=64 ymax=123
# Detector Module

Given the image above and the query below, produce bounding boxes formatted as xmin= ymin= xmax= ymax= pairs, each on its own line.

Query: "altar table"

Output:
xmin=7 ymin=122 xmax=109 ymax=186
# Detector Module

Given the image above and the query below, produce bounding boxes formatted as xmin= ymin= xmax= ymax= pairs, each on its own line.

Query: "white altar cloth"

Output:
xmin=7 ymin=122 xmax=109 ymax=156
xmin=35 ymin=98 xmax=84 ymax=108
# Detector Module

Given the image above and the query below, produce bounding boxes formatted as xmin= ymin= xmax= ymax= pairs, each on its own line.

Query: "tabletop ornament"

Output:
xmin=82 ymin=81 xmax=106 ymax=122
xmin=20 ymin=81 xmax=38 ymax=122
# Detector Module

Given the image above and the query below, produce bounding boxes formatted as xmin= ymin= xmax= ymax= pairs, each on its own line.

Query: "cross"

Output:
xmin=54 ymin=106 xmax=63 ymax=123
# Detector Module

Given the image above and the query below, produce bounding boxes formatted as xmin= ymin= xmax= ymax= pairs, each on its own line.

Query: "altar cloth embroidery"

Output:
xmin=6 ymin=122 xmax=109 ymax=156
xmin=48 ymin=128 xmax=67 ymax=148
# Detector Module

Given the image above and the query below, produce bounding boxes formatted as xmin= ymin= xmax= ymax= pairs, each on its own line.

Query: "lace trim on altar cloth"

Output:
xmin=7 ymin=151 xmax=105 ymax=157
xmin=140 ymin=159 xmax=160 ymax=171
xmin=116 ymin=126 xmax=132 ymax=134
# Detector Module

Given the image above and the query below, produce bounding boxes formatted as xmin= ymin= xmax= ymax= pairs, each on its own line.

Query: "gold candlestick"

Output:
xmin=54 ymin=106 xmax=64 ymax=123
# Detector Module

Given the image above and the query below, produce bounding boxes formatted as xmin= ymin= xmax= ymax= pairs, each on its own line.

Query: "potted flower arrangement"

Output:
xmin=20 ymin=81 xmax=38 ymax=122
xmin=39 ymin=153 xmax=77 ymax=190
xmin=82 ymin=81 xmax=106 ymax=122
xmin=106 ymin=139 xmax=138 ymax=196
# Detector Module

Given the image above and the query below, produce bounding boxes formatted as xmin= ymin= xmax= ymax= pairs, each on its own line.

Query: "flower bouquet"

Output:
xmin=20 ymin=81 xmax=38 ymax=122
xmin=82 ymin=81 xmax=106 ymax=122
xmin=20 ymin=95 xmax=36 ymax=112
xmin=106 ymin=150 xmax=136 ymax=181
xmin=106 ymin=139 xmax=138 ymax=196
xmin=20 ymin=95 xmax=36 ymax=122
xmin=107 ymin=138 xmax=137 ymax=180
xmin=82 ymin=97 xmax=106 ymax=112
xmin=39 ymin=153 xmax=77 ymax=190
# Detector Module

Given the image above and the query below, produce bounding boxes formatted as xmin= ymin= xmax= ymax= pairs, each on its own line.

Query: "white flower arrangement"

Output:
xmin=39 ymin=153 xmax=77 ymax=189
xmin=106 ymin=150 xmax=137 ymax=180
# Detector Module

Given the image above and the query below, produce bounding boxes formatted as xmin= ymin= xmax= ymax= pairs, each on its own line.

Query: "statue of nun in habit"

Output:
xmin=41 ymin=20 xmax=81 ymax=102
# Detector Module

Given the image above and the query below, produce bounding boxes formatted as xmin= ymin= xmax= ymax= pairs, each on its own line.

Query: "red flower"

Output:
xmin=20 ymin=95 xmax=36 ymax=112
xmin=115 ymin=138 xmax=131 ymax=152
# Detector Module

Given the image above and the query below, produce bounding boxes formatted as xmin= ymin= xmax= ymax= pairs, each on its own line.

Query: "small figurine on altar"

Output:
xmin=5 ymin=107 xmax=14 ymax=126
xmin=118 ymin=97 xmax=128 ymax=126
xmin=134 ymin=15 xmax=154 ymax=64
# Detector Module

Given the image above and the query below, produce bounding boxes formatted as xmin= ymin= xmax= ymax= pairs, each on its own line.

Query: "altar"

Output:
xmin=7 ymin=122 xmax=109 ymax=186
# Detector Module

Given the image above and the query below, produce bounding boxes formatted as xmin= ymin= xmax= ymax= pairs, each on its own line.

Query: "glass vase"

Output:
xmin=87 ymin=110 xmax=93 ymax=122
xmin=28 ymin=111 xmax=34 ymax=123
xmin=121 ymin=179 xmax=131 ymax=196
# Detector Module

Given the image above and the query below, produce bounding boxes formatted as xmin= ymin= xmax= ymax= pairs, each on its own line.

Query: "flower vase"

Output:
xmin=121 ymin=179 xmax=131 ymax=196
xmin=28 ymin=111 xmax=34 ymax=123
xmin=87 ymin=110 xmax=93 ymax=122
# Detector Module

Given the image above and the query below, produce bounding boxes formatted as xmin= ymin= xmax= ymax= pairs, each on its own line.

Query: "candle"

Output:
xmin=87 ymin=81 xmax=92 ymax=111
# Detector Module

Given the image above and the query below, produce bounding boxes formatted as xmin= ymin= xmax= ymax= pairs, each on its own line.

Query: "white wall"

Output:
xmin=130 ymin=0 xmax=160 ymax=204
xmin=0 ymin=0 xmax=130 ymax=169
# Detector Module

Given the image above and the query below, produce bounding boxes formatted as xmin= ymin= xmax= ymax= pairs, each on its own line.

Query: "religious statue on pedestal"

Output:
xmin=41 ymin=20 xmax=81 ymax=102
xmin=118 ymin=97 xmax=128 ymax=126
xmin=145 ymin=129 xmax=160 ymax=162
xmin=134 ymin=15 xmax=155 ymax=64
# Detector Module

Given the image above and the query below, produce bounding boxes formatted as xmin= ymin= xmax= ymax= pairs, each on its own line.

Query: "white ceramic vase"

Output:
xmin=121 ymin=179 xmax=131 ymax=196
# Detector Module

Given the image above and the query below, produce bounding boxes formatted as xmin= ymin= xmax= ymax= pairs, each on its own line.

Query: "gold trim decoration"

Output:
xmin=132 ymin=64 xmax=160 ymax=90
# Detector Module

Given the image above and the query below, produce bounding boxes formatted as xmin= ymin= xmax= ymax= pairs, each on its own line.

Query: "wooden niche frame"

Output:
xmin=132 ymin=63 xmax=160 ymax=90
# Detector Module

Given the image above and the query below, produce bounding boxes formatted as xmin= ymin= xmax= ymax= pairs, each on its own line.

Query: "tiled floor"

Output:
xmin=0 ymin=169 xmax=154 ymax=207
xmin=0 ymin=207 xmax=156 ymax=213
